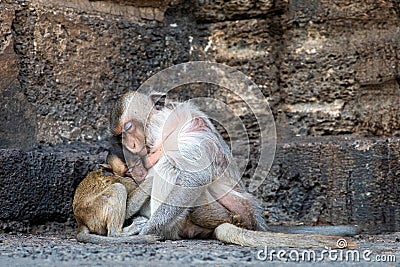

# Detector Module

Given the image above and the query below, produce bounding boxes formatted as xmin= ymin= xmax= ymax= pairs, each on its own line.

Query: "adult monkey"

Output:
xmin=109 ymin=91 xmax=359 ymax=248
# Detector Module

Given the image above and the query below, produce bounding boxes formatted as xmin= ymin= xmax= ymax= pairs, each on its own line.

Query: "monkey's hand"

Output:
xmin=144 ymin=147 xmax=162 ymax=169
xmin=122 ymin=216 xmax=149 ymax=236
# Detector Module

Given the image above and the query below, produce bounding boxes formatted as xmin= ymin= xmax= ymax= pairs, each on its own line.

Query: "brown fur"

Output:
xmin=72 ymin=169 xmax=159 ymax=244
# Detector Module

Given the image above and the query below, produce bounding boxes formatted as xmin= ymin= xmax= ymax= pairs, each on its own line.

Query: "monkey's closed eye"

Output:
xmin=124 ymin=121 xmax=133 ymax=132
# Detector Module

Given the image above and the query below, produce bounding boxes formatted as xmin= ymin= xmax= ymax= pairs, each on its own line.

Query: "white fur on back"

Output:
xmin=148 ymin=102 xmax=219 ymax=214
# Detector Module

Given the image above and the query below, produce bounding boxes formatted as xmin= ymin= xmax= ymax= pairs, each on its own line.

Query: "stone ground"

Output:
xmin=0 ymin=224 xmax=398 ymax=266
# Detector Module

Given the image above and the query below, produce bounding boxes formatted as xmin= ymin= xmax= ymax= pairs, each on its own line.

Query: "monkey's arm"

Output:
xmin=125 ymin=176 xmax=154 ymax=219
xmin=139 ymin=170 xmax=210 ymax=239
xmin=143 ymin=146 xmax=162 ymax=169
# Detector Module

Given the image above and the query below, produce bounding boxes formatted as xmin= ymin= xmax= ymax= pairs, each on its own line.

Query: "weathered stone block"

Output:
xmin=280 ymin=0 xmax=400 ymax=136
xmin=257 ymin=136 xmax=400 ymax=233
xmin=0 ymin=142 xmax=105 ymax=231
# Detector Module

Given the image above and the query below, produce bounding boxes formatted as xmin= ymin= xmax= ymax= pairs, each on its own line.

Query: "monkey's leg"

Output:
xmin=125 ymin=176 xmax=153 ymax=219
xmin=102 ymin=183 xmax=128 ymax=237
xmin=189 ymin=197 xmax=233 ymax=229
xmin=214 ymin=191 xmax=259 ymax=230
xmin=213 ymin=223 xmax=357 ymax=248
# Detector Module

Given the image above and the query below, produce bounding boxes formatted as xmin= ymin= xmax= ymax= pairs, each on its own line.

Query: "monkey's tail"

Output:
xmin=266 ymin=225 xmax=360 ymax=236
xmin=76 ymin=232 xmax=161 ymax=244
xmin=213 ymin=223 xmax=357 ymax=248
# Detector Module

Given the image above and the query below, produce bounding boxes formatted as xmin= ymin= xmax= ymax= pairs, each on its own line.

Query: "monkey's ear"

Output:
xmin=150 ymin=93 xmax=167 ymax=110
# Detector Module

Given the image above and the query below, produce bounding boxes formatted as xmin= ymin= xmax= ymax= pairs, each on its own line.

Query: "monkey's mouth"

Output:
xmin=123 ymin=142 xmax=147 ymax=157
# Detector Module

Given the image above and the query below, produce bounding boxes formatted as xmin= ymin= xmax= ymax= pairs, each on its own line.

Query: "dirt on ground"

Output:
xmin=0 ymin=223 xmax=398 ymax=266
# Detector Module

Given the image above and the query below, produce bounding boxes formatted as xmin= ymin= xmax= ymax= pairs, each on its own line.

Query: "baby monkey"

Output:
xmin=72 ymin=168 xmax=158 ymax=244
xmin=103 ymin=141 xmax=148 ymax=182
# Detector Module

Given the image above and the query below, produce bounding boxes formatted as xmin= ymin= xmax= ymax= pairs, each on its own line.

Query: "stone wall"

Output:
xmin=2 ymin=0 xmax=399 ymax=146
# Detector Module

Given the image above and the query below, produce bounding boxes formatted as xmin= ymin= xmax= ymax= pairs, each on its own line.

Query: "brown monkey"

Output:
xmin=109 ymin=91 xmax=359 ymax=248
xmin=103 ymin=140 xmax=148 ymax=181
xmin=72 ymin=169 xmax=159 ymax=244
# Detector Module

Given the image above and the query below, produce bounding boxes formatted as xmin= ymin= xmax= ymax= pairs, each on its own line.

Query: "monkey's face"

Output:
xmin=121 ymin=119 xmax=147 ymax=157
xmin=126 ymin=158 xmax=148 ymax=182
